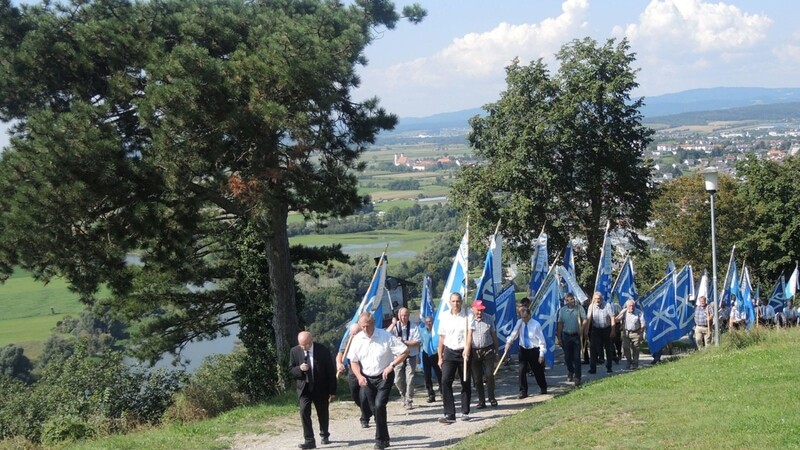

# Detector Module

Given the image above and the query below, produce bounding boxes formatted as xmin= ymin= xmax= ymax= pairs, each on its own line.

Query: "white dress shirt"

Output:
xmin=347 ymin=328 xmax=407 ymax=377
xmin=438 ymin=309 xmax=471 ymax=350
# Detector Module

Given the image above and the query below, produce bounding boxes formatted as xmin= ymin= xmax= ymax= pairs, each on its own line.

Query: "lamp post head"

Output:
xmin=703 ymin=168 xmax=719 ymax=194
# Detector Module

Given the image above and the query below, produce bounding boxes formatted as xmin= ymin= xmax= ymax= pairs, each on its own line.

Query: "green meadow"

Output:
xmin=289 ymin=229 xmax=438 ymax=265
xmin=0 ymin=270 xmax=85 ymax=359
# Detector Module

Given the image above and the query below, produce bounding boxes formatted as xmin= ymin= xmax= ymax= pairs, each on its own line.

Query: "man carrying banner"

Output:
xmin=387 ymin=308 xmax=420 ymax=410
xmin=467 ymin=299 xmax=499 ymax=408
xmin=557 ymin=293 xmax=586 ymax=385
xmin=615 ymin=299 xmax=646 ymax=369
xmin=585 ymin=292 xmax=616 ymax=374
xmin=336 ymin=323 xmax=372 ymax=429
xmin=437 ymin=292 xmax=473 ymax=423
xmin=348 ymin=312 xmax=409 ymax=450
xmin=693 ymin=296 xmax=712 ymax=349
xmin=506 ymin=303 xmax=548 ymax=398
xmin=757 ymin=297 xmax=776 ymax=327
xmin=418 ymin=316 xmax=442 ymax=402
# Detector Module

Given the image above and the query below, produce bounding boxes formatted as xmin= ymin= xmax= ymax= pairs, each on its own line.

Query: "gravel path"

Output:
xmin=232 ymin=350 xmax=654 ymax=450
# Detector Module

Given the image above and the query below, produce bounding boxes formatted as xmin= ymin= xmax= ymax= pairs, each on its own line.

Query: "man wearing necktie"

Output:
xmin=290 ymin=331 xmax=337 ymax=449
xmin=505 ymin=303 xmax=547 ymax=398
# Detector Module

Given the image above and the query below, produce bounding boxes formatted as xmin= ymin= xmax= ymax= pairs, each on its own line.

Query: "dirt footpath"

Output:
xmin=231 ymin=351 xmax=654 ymax=450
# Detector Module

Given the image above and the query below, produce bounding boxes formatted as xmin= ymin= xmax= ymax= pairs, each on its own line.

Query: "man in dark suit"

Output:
xmin=289 ymin=331 xmax=337 ymax=449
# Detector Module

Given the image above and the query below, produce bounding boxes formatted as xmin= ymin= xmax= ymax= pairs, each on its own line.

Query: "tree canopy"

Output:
xmin=0 ymin=0 xmax=424 ymax=374
xmin=451 ymin=37 xmax=654 ymax=274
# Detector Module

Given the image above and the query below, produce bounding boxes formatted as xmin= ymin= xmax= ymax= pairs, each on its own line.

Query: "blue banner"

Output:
xmin=529 ymin=232 xmax=548 ymax=297
xmin=532 ymin=272 xmax=561 ymax=368
xmin=672 ymin=264 xmax=695 ymax=341
xmin=612 ymin=256 xmax=638 ymax=307
xmin=641 ymin=272 xmax=678 ymax=354
xmin=594 ymin=222 xmax=613 ymax=303
xmin=494 ymin=284 xmax=519 ymax=355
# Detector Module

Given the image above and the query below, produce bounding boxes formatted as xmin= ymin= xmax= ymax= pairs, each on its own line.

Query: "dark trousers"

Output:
xmin=422 ymin=351 xmax=442 ymax=398
xmin=441 ymin=347 xmax=471 ymax=419
xmin=348 ymin=371 xmax=372 ymax=424
xmin=590 ymin=326 xmax=614 ymax=372
xmin=361 ymin=372 xmax=394 ymax=444
xmin=562 ymin=333 xmax=582 ymax=380
xmin=518 ymin=347 xmax=547 ymax=394
xmin=470 ymin=346 xmax=496 ymax=404
xmin=299 ymin=388 xmax=329 ymax=443
xmin=612 ymin=323 xmax=622 ymax=360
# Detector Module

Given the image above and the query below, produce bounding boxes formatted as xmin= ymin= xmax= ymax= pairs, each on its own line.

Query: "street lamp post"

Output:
xmin=703 ymin=168 xmax=720 ymax=346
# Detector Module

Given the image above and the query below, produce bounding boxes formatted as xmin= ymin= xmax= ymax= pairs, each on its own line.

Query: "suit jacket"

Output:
xmin=289 ymin=342 xmax=337 ymax=398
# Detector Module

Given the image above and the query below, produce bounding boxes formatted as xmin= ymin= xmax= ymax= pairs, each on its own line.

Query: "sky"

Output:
xmin=2 ymin=0 xmax=800 ymax=149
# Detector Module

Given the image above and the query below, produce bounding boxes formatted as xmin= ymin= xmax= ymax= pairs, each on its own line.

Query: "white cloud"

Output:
xmin=623 ymin=0 xmax=772 ymax=53
xmin=355 ymin=0 xmax=593 ymax=115
xmin=381 ymin=0 xmax=589 ymax=89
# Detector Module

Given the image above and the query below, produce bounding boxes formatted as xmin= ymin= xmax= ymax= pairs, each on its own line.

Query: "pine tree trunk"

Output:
xmin=263 ymin=203 xmax=299 ymax=367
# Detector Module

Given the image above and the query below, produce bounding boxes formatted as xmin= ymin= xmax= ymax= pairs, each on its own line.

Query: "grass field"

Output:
xmin=0 ymin=270 xmax=86 ymax=358
xmin=454 ymin=328 xmax=800 ymax=449
xmin=289 ymin=229 xmax=438 ymax=264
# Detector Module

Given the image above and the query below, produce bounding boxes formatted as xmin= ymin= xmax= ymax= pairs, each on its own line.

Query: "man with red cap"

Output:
xmin=466 ymin=299 xmax=499 ymax=409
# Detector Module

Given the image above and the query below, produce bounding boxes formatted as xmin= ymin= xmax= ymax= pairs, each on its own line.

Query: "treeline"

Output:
xmin=288 ymin=203 xmax=460 ymax=237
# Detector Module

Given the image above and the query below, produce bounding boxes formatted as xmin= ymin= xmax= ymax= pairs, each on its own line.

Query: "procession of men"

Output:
xmin=293 ymin=283 xmax=799 ymax=449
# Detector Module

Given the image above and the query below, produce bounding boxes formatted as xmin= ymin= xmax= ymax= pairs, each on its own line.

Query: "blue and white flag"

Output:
xmin=672 ymin=264 xmax=695 ymax=341
xmin=420 ymin=274 xmax=435 ymax=322
xmin=594 ymin=221 xmax=613 ymax=302
xmin=740 ymin=266 xmax=756 ymax=329
xmin=612 ymin=256 xmax=638 ymax=307
xmin=529 ymin=231 xmax=548 ymax=297
xmin=558 ymin=265 xmax=588 ymax=304
xmin=666 ymin=260 xmax=676 ymax=275
xmin=433 ymin=226 xmax=469 ymax=349
xmin=696 ymin=269 xmax=709 ymax=303
xmin=475 ymin=232 xmax=502 ymax=316
xmin=641 ymin=271 xmax=678 ymax=355
xmin=532 ymin=271 xmax=561 ymax=368
xmin=494 ymin=283 xmax=519 ymax=355
xmin=768 ymin=275 xmax=786 ymax=313
xmin=785 ymin=263 xmax=798 ymax=300
xmin=563 ymin=242 xmax=576 ymax=277
xmin=719 ymin=247 xmax=737 ymax=308
xmin=340 ymin=254 xmax=387 ymax=350
xmin=730 ymin=258 xmax=740 ymax=308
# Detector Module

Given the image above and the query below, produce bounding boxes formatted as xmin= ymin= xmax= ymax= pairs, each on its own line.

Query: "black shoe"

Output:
xmin=298 ymin=443 xmax=316 ymax=450
xmin=321 ymin=436 xmax=330 ymax=445
xmin=427 ymin=396 xmax=435 ymax=403
xmin=588 ymin=369 xmax=596 ymax=374
xmin=582 ymin=360 xmax=590 ymax=365
xmin=438 ymin=416 xmax=456 ymax=424
xmin=607 ymin=367 xmax=613 ymax=373
xmin=540 ymin=389 xmax=547 ymax=395
xmin=490 ymin=399 xmax=498 ymax=407
xmin=574 ymin=378 xmax=581 ymax=387
xmin=476 ymin=402 xmax=486 ymax=409
xmin=360 ymin=421 xmax=369 ymax=429
xmin=517 ymin=391 xmax=528 ymax=399
xmin=373 ymin=442 xmax=386 ymax=450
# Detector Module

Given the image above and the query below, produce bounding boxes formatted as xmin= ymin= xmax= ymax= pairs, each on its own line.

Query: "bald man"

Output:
xmin=290 ymin=331 xmax=337 ymax=449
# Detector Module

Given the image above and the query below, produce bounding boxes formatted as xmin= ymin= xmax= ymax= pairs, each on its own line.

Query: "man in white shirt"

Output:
xmin=348 ymin=312 xmax=409 ymax=450
xmin=387 ymin=307 xmax=421 ymax=410
xmin=505 ymin=303 xmax=547 ymax=398
xmin=585 ymin=292 xmax=616 ymax=374
xmin=437 ymin=292 xmax=472 ymax=424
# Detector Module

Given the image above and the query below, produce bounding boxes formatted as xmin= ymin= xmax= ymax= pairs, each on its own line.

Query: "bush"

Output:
xmin=40 ymin=415 xmax=94 ymax=446
xmin=164 ymin=350 xmax=250 ymax=422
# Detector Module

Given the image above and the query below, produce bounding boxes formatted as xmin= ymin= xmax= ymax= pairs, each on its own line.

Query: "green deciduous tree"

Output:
xmin=0 ymin=0 xmax=423 ymax=376
xmin=451 ymin=37 xmax=654 ymax=275
xmin=650 ymin=172 xmax=749 ymax=273
xmin=735 ymin=155 xmax=800 ymax=281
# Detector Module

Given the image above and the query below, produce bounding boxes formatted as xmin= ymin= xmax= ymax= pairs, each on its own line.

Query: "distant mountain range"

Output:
xmin=386 ymin=87 xmax=800 ymax=139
